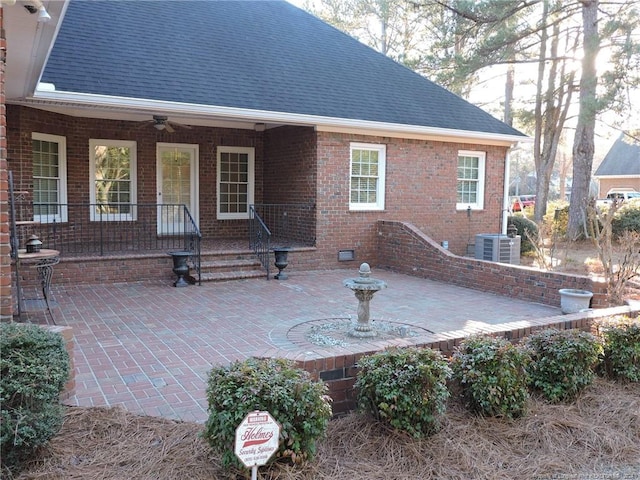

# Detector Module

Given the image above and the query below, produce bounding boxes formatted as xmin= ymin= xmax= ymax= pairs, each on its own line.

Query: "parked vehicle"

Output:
xmin=511 ymin=195 xmax=536 ymax=212
xmin=595 ymin=189 xmax=640 ymax=208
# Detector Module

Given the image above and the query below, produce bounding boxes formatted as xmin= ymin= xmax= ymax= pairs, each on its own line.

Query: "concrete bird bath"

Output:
xmin=343 ymin=263 xmax=387 ymax=337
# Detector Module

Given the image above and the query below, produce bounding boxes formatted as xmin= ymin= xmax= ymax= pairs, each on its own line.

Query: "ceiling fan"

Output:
xmin=139 ymin=115 xmax=192 ymax=133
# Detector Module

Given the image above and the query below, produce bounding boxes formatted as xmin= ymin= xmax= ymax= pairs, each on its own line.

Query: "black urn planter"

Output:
xmin=169 ymin=251 xmax=191 ymax=287
xmin=273 ymin=248 xmax=291 ymax=280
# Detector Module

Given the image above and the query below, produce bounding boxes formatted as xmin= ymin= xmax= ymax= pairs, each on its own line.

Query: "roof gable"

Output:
xmin=40 ymin=0 xmax=524 ymax=138
xmin=595 ymin=131 xmax=640 ymax=177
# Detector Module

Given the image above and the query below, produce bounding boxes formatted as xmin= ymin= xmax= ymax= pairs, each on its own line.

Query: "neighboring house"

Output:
xmin=594 ymin=130 xmax=640 ymax=197
xmin=1 ymin=0 xmax=529 ymax=317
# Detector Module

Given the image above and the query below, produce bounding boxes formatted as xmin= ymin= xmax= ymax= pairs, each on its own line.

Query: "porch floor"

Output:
xmin=19 ymin=269 xmax=562 ymax=423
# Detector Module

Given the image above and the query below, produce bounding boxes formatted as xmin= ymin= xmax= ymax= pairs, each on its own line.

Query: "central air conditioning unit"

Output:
xmin=474 ymin=234 xmax=521 ymax=265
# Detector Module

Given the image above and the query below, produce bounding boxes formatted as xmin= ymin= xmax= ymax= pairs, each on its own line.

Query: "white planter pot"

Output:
xmin=559 ymin=289 xmax=593 ymax=314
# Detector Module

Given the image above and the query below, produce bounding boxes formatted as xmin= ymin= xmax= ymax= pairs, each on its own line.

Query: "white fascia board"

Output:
xmin=315 ymin=124 xmax=530 ymax=147
xmin=23 ymin=2 xmax=70 ymax=97
xmin=30 ymin=89 xmax=531 ymax=146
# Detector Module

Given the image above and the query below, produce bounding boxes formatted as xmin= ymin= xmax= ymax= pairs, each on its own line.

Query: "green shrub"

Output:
xmin=508 ymin=215 xmax=538 ymax=254
xmin=544 ymin=202 xmax=569 ymax=237
xmin=203 ymin=357 xmax=332 ymax=469
xmin=1 ymin=323 xmax=70 ymax=471
xmin=355 ymin=347 xmax=450 ymax=438
xmin=612 ymin=201 xmax=640 ymax=237
xmin=596 ymin=317 xmax=640 ymax=382
xmin=525 ymin=328 xmax=602 ymax=403
xmin=451 ymin=336 xmax=530 ymax=418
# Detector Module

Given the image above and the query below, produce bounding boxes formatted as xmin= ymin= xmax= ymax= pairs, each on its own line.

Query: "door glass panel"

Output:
xmin=159 ymin=147 xmax=194 ymax=235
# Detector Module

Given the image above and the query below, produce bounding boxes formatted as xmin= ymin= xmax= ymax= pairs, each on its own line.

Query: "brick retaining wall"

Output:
xmin=260 ymin=305 xmax=639 ymax=415
xmin=376 ymin=220 xmax=608 ymax=308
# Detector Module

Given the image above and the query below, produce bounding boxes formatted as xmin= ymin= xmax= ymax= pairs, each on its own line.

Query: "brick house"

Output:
xmin=594 ymin=130 xmax=640 ymax=198
xmin=2 ymin=0 xmax=532 ymax=318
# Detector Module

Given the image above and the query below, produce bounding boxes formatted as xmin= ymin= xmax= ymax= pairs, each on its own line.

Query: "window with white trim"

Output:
xmin=32 ymin=133 xmax=67 ymax=222
xmin=217 ymin=146 xmax=254 ymax=220
xmin=89 ymin=139 xmax=137 ymax=221
xmin=456 ymin=150 xmax=485 ymax=210
xmin=349 ymin=143 xmax=386 ymax=211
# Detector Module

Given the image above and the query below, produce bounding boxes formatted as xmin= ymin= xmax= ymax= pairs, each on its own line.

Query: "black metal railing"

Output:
xmin=249 ymin=205 xmax=271 ymax=279
xmin=252 ymin=203 xmax=316 ymax=246
xmin=181 ymin=206 xmax=202 ymax=285
xmin=12 ymin=202 xmax=202 ymax=283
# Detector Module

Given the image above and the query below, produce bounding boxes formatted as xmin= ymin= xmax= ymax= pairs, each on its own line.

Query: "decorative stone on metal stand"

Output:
xmin=343 ymin=263 xmax=387 ymax=337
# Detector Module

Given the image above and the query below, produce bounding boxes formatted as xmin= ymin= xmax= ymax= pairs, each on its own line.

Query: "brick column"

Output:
xmin=0 ymin=7 xmax=13 ymax=320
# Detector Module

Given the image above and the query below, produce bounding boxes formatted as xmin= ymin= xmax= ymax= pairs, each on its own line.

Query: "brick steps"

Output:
xmin=197 ymin=251 xmax=267 ymax=283
xmin=200 ymin=269 xmax=267 ymax=282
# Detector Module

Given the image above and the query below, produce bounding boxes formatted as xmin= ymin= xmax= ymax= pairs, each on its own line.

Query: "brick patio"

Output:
xmin=20 ymin=268 xmax=563 ymax=423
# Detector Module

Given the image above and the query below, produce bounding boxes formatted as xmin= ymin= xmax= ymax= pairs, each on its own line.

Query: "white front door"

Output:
xmin=157 ymin=144 xmax=199 ymax=235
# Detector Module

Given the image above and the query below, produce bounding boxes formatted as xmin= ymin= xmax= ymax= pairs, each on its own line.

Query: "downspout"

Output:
xmin=501 ymin=145 xmax=515 ymax=234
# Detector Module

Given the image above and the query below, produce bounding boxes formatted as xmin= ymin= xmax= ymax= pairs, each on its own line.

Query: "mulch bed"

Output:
xmin=9 ymin=378 xmax=640 ymax=480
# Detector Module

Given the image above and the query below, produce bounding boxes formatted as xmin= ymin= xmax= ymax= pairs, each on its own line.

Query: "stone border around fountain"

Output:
xmin=287 ymin=317 xmax=435 ymax=349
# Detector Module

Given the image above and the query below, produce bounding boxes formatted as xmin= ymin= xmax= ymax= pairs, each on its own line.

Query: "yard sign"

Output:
xmin=235 ymin=410 xmax=281 ymax=471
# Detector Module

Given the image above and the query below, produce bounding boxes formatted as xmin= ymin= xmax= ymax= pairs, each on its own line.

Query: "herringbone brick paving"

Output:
xmin=22 ymin=268 xmax=560 ymax=423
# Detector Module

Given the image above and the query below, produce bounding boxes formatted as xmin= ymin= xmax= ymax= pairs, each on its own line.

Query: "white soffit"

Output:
xmin=24 ymin=88 xmax=530 ymax=146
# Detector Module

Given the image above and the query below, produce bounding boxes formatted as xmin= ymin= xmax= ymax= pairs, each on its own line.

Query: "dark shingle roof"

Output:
xmin=594 ymin=131 xmax=640 ymax=176
xmin=41 ymin=0 xmax=524 ymax=137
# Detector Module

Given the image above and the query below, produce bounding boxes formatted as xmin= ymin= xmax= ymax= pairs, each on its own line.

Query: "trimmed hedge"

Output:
xmin=203 ymin=358 xmax=332 ymax=469
xmin=597 ymin=317 xmax=640 ymax=382
xmin=612 ymin=201 xmax=640 ymax=236
xmin=525 ymin=329 xmax=602 ymax=403
xmin=1 ymin=323 xmax=70 ymax=472
xmin=452 ymin=335 xmax=531 ymax=418
xmin=355 ymin=347 xmax=450 ymax=437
